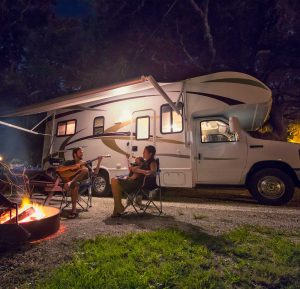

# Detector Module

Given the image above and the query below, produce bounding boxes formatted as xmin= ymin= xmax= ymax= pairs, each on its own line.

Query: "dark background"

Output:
xmin=0 ymin=0 xmax=299 ymax=164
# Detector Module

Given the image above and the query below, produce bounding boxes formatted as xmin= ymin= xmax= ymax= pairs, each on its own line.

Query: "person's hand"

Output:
xmin=97 ymin=156 xmax=103 ymax=162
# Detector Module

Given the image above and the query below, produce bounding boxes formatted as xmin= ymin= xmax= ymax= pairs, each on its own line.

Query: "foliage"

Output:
xmin=287 ymin=122 xmax=300 ymax=143
xmin=32 ymin=226 xmax=300 ymax=289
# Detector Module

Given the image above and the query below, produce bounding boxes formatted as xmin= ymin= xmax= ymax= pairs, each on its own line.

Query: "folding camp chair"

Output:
xmin=124 ymin=158 xmax=162 ymax=215
xmin=24 ymin=167 xmax=63 ymax=205
xmin=57 ymin=167 xmax=93 ymax=212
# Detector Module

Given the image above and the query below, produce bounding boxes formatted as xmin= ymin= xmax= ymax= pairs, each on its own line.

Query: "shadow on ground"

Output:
xmin=162 ymin=186 xmax=300 ymax=207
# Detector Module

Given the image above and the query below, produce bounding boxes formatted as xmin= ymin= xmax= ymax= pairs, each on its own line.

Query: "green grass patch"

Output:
xmin=33 ymin=226 xmax=300 ymax=289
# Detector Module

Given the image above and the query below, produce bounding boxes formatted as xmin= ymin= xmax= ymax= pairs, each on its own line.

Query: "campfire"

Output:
xmin=0 ymin=194 xmax=60 ymax=244
xmin=0 ymin=196 xmax=45 ymax=225
xmin=0 ymin=160 xmax=61 ymax=244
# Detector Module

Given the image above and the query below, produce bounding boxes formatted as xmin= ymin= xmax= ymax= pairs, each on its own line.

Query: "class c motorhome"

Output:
xmin=2 ymin=71 xmax=300 ymax=205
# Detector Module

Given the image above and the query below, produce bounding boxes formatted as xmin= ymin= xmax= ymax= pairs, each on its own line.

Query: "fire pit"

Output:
xmin=0 ymin=194 xmax=60 ymax=244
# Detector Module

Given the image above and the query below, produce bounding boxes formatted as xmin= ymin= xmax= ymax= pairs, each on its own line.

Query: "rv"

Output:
xmin=3 ymin=72 xmax=300 ymax=205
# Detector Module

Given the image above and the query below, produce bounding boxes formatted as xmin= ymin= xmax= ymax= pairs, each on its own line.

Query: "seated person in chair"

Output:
xmin=111 ymin=145 xmax=157 ymax=217
xmin=61 ymin=147 xmax=102 ymax=218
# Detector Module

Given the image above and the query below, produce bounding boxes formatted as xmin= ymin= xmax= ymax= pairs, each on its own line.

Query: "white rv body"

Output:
xmin=2 ymin=71 xmax=299 ymax=205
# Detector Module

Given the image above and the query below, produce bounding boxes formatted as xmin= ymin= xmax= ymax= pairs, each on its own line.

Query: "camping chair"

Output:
xmin=57 ymin=166 xmax=93 ymax=212
xmin=124 ymin=158 xmax=162 ymax=215
xmin=25 ymin=167 xmax=63 ymax=205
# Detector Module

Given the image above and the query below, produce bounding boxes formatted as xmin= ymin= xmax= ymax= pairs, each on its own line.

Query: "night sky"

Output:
xmin=0 ymin=0 xmax=299 ymax=163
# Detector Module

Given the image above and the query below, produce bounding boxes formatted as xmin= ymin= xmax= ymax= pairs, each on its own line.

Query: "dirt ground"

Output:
xmin=0 ymin=187 xmax=299 ymax=289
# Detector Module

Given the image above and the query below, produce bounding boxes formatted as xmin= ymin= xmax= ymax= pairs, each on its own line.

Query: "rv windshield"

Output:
xmin=201 ymin=120 xmax=237 ymax=143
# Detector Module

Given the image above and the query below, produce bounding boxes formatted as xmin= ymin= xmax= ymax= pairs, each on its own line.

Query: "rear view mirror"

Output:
xmin=229 ymin=116 xmax=241 ymax=134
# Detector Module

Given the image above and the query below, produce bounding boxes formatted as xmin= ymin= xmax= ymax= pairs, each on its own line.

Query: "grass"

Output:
xmin=32 ymin=226 xmax=300 ymax=289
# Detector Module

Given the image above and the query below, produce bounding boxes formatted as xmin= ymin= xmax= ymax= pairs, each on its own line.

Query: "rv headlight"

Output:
xmin=0 ymin=155 xmax=3 ymax=161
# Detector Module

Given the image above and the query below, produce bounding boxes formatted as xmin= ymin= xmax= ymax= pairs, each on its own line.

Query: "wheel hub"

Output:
xmin=93 ymin=176 xmax=106 ymax=193
xmin=258 ymin=176 xmax=285 ymax=199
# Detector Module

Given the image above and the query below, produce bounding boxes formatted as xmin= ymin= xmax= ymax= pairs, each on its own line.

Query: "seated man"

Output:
xmin=60 ymin=147 xmax=102 ymax=218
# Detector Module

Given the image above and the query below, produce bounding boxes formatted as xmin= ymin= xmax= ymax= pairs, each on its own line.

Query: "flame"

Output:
xmin=19 ymin=196 xmax=45 ymax=223
xmin=0 ymin=196 xmax=45 ymax=224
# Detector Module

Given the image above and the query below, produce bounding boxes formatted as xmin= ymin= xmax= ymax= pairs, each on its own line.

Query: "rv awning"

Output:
xmin=0 ymin=76 xmax=166 ymax=117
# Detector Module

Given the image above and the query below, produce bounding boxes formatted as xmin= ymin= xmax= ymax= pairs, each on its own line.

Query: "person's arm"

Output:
xmin=131 ymin=161 xmax=157 ymax=176
xmin=94 ymin=156 xmax=103 ymax=176
xmin=126 ymin=155 xmax=133 ymax=173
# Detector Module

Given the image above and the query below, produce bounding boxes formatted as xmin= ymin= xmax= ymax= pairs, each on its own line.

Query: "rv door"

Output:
xmin=194 ymin=118 xmax=247 ymax=184
xmin=130 ymin=109 xmax=156 ymax=157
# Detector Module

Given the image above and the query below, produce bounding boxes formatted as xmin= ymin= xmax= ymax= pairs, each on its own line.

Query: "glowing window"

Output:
xmin=161 ymin=103 xmax=183 ymax=134
xmin=136 ymin=116 xmax=150 ymax=140
xmin=56 ymin=120 xmax=76 ymax=136
xmin=93 ymin=116 xmax=105 ymax=136
xmin=200 ymin=120 xmax=236 ymax=143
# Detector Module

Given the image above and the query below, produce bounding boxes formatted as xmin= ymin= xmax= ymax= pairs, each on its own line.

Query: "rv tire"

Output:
xmin=92 ymin=171 xmax=111 ymax=197
xmin=248 ymin=168 xmax=294 ymax=205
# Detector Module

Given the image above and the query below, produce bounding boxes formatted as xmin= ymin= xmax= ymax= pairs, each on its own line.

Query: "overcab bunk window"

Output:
xmin=56 ymin=120 xmax=76 ymax=136
xmin=136 ymin=116 xmax=150 ymax=140
xmin=160 ymin=103 xmax=183 ymax=134
xmin=93 ymin=116 xmax=105 ymax=135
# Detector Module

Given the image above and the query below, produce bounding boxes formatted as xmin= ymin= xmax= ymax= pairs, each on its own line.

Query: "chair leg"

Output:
xmin=88 ymin=186 xmax=92 ymax=208
xmin=60 ymin=190 xmax=71 ymax=211
xmin=141 ymin=188 xmax=162 ymax=215
xmin=43 ymin=191 xmax=55 ymax=206
xmin=124 ymin=191 xmax=141 ymax=215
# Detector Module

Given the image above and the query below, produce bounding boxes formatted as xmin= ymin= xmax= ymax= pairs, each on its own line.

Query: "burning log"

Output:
xmin=4 ymin=207 xmax=35 ymax=224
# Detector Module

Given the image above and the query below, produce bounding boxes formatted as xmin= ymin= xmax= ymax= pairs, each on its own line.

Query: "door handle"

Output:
xmin=198 ymin=153 xmax=201 ymax=160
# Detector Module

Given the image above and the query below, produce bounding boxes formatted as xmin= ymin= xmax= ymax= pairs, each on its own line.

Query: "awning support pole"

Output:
xmin=145 ymin=75 xmax=181 ymax=115
xmin=0 ymin=120 xmax=50 ymax=136
xmin=49 ymin=111 xmax=56 ymax=155
xmin=176 ymin=80 xmax=185 ymax=107
xmin=31 ymin=113 xmax=54 ymax=131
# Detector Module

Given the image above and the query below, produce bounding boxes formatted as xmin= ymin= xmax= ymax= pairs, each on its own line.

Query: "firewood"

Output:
xmin=4 ymin=207 xmax=35 ymax=224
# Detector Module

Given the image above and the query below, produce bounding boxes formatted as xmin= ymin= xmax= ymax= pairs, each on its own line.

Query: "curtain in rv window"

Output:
xmin=57 ymin=120 xmax=76 ymax=136
xmin=136 ymin=116 xmax=150 ymax=140
xmin=160 ymin=102 xmax=183 ymax=134
xmin=93 ymin=116 xmax=105 ymax=135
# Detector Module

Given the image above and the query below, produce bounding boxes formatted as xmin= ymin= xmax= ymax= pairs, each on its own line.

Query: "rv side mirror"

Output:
xmin=229 ymin=116 xmax=241 ymax=134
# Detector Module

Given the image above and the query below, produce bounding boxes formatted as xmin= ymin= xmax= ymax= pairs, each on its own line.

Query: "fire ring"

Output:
xmin=0 ymin=205 xmax=60 ymax=244
xmin=20 ymin=206 xmax=60 ymax=240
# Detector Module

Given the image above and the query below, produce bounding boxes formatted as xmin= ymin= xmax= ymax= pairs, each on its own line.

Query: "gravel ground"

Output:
xmin=0 ymin=187 xmax=299 ymax=289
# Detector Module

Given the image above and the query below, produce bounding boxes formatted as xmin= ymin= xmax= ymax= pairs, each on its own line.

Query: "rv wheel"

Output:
xmin=92 ymin=171 xmax=111 ymax=197
xmin=248 ymin=168 xmax=294 ymax=205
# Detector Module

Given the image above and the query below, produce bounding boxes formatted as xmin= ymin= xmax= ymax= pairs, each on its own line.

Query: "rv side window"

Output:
xmin=160 ymin=103 xmax=183 ymax=134
xmin=56 ymin=120 xmax=76 ymax=136
xmin=93 ymin=116 xmax=105 ymax=136
xmin=200 ymin=120 xmax=237 ymax=143
xmin=136 ymin=116 xmax=150 ymax=140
